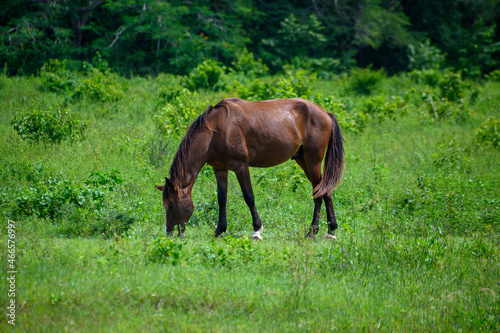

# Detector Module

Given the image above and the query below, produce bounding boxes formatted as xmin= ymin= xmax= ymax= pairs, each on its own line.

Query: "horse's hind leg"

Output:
xmin=214 ymin=168 xmax=228 ymax=237
xmin=294 ymin=155 xmax=323 ymax=238
xmin=323 ymin=193 xmax=338 ymax=239
xmin=234 ymin=164 xmax=263 ymax=240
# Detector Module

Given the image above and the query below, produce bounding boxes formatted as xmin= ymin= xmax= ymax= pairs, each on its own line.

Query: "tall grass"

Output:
xmin=0 ymin=68 xmax=499 ymax=331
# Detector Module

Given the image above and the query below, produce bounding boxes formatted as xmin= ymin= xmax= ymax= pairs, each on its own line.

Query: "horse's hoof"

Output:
xmin=252 ymin=229 xmax=263 ymax=241
xmin=325 ymin=234 xmax=337 ymax=240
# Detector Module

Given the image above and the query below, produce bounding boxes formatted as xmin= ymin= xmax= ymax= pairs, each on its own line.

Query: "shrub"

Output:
xmin=438 ymin=71 xmax=466 ymax=102
xmin=407 ymin=68 xmax=441 ymax=86
xmin=485 ymin=69 xmax=500 ymax=82
xmin=237 ymin=68 xmax=315 ymax=100
xmin=11 ymin=107 xmax=87 ymax=144
xmin=39 ymin=59 xmax=80 ymax=93
xmin=474 ymin=117 xmax=500 ymax=149
xmin=346 ymin=67 xmax=385 ymax=95
xmin=421 ymin=92 xmax=470 ymax=123
xmin=407 ymin=39 xmax=446 ymax=71
xmin=362 ymin=95 xmax=405 ymax=122
xmin=230 ymin=48 xmax=268 ymax=77
xmin=289 ymin=57 xmax=344 ymax=79
xmin=149 ymin=89 xmax=206 ymax=165
xmin=153 ymin=89 xmax=203 ymax=137
xmin=9 ymin=168 xmax=122 ymax=218
xmin=279 ymin=67 xmax=315 ymax=98
xmin=70 ymin=68 xmax=125 ymax=103
xmin=3 ymin=166 xmax=132 ymax=238
xmin=236 ymin=78 xmax=281 ymax=100
xmin=320 ymin=96 xmax=368 ymax=134
xmin=183 ymin=59 xmax=225 ymax=91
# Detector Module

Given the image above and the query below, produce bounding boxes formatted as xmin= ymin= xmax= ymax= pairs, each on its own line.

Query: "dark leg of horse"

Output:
xmin=214 ymin=168 xmax=228 ymax=237
xmin=294 ymin=154 xmax=323 ymax=238
xmin=234 ymin=164 xmax=263 ymax=240
xmin=309 ymin=196 xmax=323 ymax=238
xmin=323 ymin=193 xmax=338 ymax=238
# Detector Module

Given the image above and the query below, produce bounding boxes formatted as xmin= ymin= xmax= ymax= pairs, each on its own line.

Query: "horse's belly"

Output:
xmin=246 ymin=138 xmax=300 ymax=167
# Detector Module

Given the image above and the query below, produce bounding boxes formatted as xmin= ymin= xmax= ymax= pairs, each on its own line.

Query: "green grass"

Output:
xmin=0 ymin=70 xmax=499 ymax=331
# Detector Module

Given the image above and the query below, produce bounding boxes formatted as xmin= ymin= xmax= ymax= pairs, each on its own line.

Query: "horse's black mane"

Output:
xmin=168 ymin=104 xmax=215 ymax=188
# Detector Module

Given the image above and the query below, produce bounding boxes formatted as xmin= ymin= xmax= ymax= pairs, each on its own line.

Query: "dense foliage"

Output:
xmin=1 ymin=0 xmax=499 ymax=76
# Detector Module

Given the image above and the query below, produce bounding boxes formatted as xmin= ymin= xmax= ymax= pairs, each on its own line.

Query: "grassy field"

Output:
xmin=0 ymin=66 xmax=499 ymax=331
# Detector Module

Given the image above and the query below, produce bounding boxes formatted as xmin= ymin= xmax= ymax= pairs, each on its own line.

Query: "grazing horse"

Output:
xmin=155 ymin=98 xmax=344 ymax=240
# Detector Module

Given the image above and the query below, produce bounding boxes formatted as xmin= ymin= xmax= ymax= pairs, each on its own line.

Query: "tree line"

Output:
xmin=1 ymin=0 xmax=499 ymax=76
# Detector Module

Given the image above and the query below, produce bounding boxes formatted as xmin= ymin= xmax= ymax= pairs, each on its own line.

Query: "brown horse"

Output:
xmin=155 ymin=98 xmax=344 ymax=240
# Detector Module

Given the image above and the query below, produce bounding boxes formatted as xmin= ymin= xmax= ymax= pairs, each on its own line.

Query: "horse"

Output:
xmin=155 ymin=97 xmax=345 ymax=240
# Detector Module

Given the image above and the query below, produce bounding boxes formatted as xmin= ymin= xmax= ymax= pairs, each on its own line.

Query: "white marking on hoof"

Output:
xmin=252 ymin=228 xmax=263 ymax=241
xmin=325 ymin=234 xmax=337 ymax=240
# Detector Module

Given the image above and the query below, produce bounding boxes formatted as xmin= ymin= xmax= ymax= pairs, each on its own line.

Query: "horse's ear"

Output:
xmin=155 ymin=185 xmax=164 ymax=191
xmin=165 ymin=177 xmax=176 ymax=191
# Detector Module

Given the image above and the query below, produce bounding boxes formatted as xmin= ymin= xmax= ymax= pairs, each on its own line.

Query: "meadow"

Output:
xmin=0 ymin=60 xmax=499 ymax=331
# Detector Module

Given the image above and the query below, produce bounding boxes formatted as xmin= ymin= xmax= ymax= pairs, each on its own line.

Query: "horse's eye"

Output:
xmin=169 ymin=203 xmax=175 ymax=210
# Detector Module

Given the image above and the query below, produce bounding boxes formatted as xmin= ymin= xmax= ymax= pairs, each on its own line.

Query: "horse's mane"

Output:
xmin=169 ymin=105 xmax=214 ymax=187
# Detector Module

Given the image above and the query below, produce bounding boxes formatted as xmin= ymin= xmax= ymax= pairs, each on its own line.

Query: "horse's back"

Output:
xmin=206 ymin=98 xmax=332 ymax=168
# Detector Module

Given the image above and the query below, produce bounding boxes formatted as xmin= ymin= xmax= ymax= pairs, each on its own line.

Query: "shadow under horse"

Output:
xmin=155 ymin=97 xmax=345 ymax=240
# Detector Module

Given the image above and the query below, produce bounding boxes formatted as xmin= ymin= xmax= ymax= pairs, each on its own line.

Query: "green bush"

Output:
xmin=153 ymin=89 xmax=203 ymax=137
xmin=485 ymin=69 xmax=500 ymax=82
xmin=149 ymin=89 xmax=206 ymax=165
xmin=438 ymin=71 xmax=466 ymax=102
xmin=346 ymin=68 xmax=385 ymax=95
xmin=183 ymin=59 xmax=225 ymax=91
xmin=2 ymin=166 xmax=131 ymax=238
xmin=407 ymin=39 xmax=446 ymax=71
xmin=474 ymin=117 xmax=500 ymax=149
xmin=39 ymin=59 xmax=80 ymax=93
xmin=320 ymin=96 xmax=368 ymax=134
xmin=421 ymin=92 xmax=469 ymax=123
xmin=407 ymin=68 xmax=441 ymax=86
xmin=237 ymin=68 xmax=315 ymax=100
xmin=230 ymin=48 xmax=268 ymax=77
xmin=236 ymin=78 xmax=281 ymax=100
xmin=279 ymin=67 xmax=315 ymax=98
xmin=11 ymin=107 xmax=87 ymax=144
xmin=289 ymin=57 xmax=345 ymax=79
xmin=70 ymin=68 xmax=125 ymax=103
xmin=362 ymin=95 xmax=405 ymax=122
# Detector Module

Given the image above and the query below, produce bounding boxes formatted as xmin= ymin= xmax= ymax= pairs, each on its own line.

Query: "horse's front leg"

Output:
xmin=214 ymin=168 xmax=228 ymax=237
xmin=234 ymin=164 xmax=263 ymax=240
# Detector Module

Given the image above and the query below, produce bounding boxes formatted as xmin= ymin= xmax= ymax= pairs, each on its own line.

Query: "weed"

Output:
xmin=146 ymin=237 xmax=184 ymax=265
xmin=11 ymin=106 xmax=86 ymax=144
xmin=474 ymin=117 xmax=500 ymax=149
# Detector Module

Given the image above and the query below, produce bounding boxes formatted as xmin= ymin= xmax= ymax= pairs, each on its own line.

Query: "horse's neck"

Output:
xmin=175 ymin=129 xmax=212 ymax=193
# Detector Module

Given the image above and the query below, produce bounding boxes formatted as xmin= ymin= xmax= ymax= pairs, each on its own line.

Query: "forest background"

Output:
xmin=2 ymin=0 xmax=500 ymax=77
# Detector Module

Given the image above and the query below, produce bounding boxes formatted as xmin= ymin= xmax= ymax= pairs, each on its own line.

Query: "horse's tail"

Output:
xmin=313 ymin=113 xmax=345 ymax=199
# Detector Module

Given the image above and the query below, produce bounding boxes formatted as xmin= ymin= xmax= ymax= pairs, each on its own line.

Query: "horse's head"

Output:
xmin=155 ymin=178 xmax=194 ymax=236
